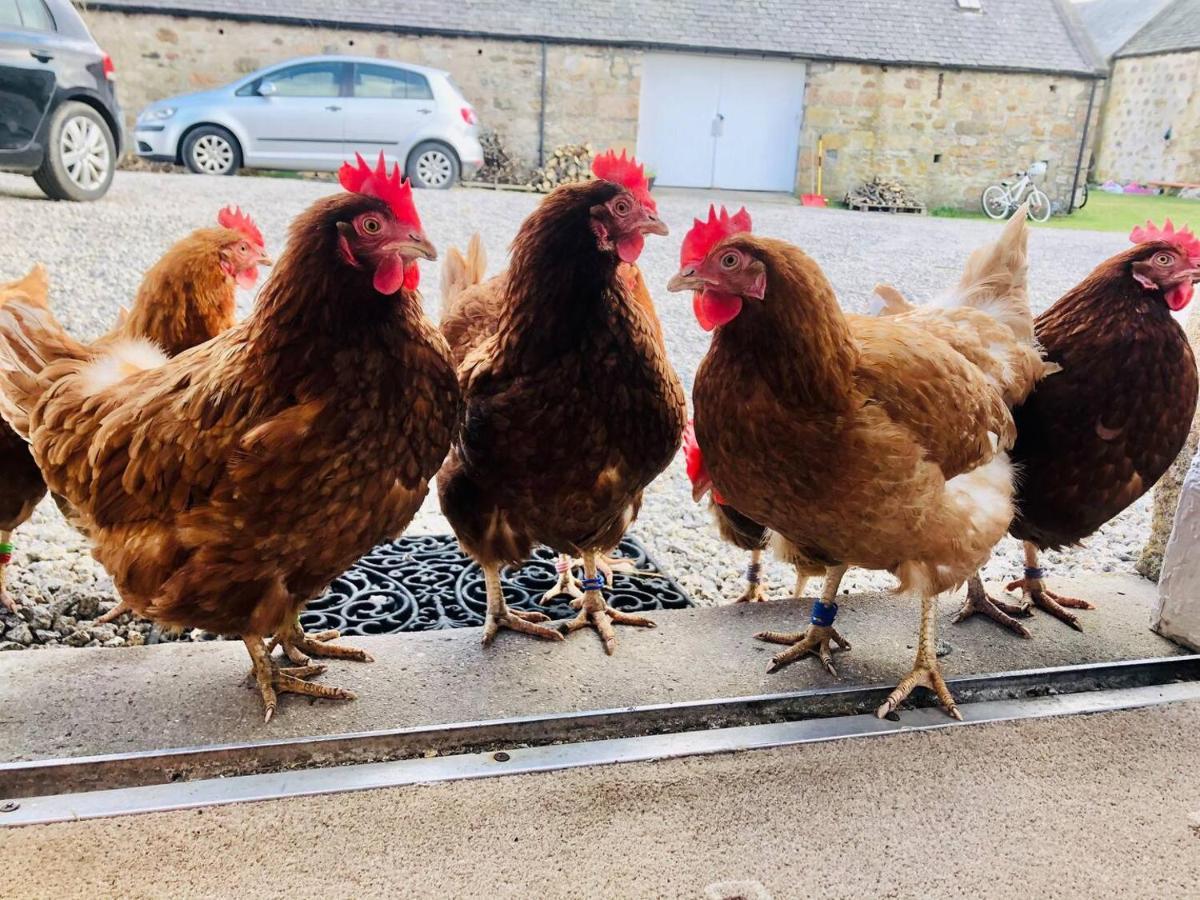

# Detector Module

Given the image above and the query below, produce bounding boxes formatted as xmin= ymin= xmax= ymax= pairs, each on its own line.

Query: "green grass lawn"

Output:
xmin=932 ymin=189 xmax=1200 ymax=232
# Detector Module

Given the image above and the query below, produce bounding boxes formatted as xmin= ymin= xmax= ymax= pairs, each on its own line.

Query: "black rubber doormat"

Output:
xmin=299 ymin=533 xmax=693 ymax=636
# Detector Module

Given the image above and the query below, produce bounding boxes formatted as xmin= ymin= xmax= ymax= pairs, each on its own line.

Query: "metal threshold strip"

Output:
xmin=2 ymin=654 xmax=1198 ymax=827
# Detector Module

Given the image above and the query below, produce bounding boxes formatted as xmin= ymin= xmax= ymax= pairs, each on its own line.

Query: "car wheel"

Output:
xmin=183 ymin=126 xmax=241 ymax=176
xmin=32 ymin=101 xmax=115 ymax=202
xmin=407 ymin=141 xmax=459 ymax=189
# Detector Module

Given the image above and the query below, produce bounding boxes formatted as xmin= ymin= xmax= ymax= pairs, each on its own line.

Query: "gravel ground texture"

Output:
xmin=0 ymin=171 xmax=1157 ymax=649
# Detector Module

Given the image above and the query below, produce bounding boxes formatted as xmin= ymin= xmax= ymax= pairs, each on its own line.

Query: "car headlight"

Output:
xmin=139 ymin=107 xmax=176 ymax=123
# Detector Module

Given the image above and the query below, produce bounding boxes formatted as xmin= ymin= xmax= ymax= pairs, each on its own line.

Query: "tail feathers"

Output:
xmin=0 ymin=264 xmax=49 ymax=310
xmin=0 ymin=300 xmax=85 ymax=438
xmin=942 ymin=204 xmax=1033 ymax=342
xmin=440 ymin=233 xmax=487 ymax=320
xmin=870 ymin=284 xmax=915 ymax=316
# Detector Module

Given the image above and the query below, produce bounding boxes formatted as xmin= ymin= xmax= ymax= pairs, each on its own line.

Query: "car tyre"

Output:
xmin=182 ymin=125 xmax=242 ymax=176
xmin=32 ymin=101 xmax=116 ymax=202
xmin=407 ymin=141 xmax=459 ymax=189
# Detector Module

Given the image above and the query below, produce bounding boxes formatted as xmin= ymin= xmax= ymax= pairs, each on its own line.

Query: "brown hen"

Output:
xmin=0 ymin=210 xmax=270 ymax=614
xmin=675 ymin=207 xmax=1051 ymax=718
xmin=954 ymin=220 xmax=1200 ymax=634
xmin=438 ymin=150 xmax=684 ymax=654
xmin=0 ymin=157 xmax=459 ymax=721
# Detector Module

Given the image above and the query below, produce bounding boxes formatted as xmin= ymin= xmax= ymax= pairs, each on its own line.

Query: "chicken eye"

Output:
xmin=720 ymin=252 xmax=740 ymax=270
xmin=1155 ymin=252 xmax=1174 ymax=267
xmin=239 ymin=243 xmax=248 ymax=253
xmin=362 ymin=217 xmax=382 ymax=235
xmin=613 ymin=197 xmax=632 ymax=216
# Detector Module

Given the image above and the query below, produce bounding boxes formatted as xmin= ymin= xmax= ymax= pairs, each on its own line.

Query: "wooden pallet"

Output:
xmin=846 ymin=199 xmax=927 ymax=215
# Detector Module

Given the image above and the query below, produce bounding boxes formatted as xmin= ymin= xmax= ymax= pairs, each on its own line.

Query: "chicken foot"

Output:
xmin=244 ymin=636 xmax=355 ymax=723
xmin=271 ymin=618 xmax=375 ymax=665
xmin=952 ymin=573 xmax=1032 ymax=639
xmin=483 ymin=562 xmax=564 ymax=645
xmin=876 ymin=592 xmax=962 ymax=721
xmin=756 ymin=565 xmax=850 ymax=674
xmin=95 ymin=599 xmax=132 ymax=624
xmin=0 ymin=531 xmax=14 ymax=613
xmin=732 ymin=548 xmax=769 ymax=603
xmin=540 ymin=554 xmax=585 ymax=605
xmin=560 ymin=549 xmax=656 ymax=654
xmin=1004 ymin=542 xmax=1094 ymax=631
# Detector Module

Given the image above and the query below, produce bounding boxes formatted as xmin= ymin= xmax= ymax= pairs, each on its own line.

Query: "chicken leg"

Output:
xmin=952 ymin=572 xmax=1032 ymax=639
xmin=540 ymin=554 xmax=585 ymax=605
xmin=271 ymin=617 xmax=376 ymax=665
xmin=483 ymin=562 xmax=564 ymax=644
xmin=732 ymin=548 xmax=769 ymax=603
xmin=560 ymin=549 xmax=656 ymax=654
xmin=876 ymin=592 xmax=962 ymax=720
xmin=1004 ymin=541 xmax=1094 ymax=631
xmin=0 ymin=531 xmax=14 ymax=613
xmin=756 ymin=565 xmax=851 ymax=675
xmin=95 ymin=599 xmax=132 ymax=624
xmin=244 ymin=635 xmax=354 ymax=723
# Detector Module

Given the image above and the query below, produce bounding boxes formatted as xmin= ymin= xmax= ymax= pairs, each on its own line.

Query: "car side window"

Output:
xmin=265 ymin=62 xmax=343 ymax=98
xmin=15 ymin=0 xmax=54 ymax=31
xmin=0 ymin=0 xmax=23 ymax=27
xmin=353 ymin=64 xmax=434 ymax=101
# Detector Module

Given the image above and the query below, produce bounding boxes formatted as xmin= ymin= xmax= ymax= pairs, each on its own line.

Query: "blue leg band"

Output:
xmin=745 ymin=562 xmax=761 ymax=584
xmin=580 ymin=575 xmax=606 ymax=591
xmin=810 ymin=600 xmax=838 ymax=627
xmin=1024 ymin=567 xmax=1045 ymax=580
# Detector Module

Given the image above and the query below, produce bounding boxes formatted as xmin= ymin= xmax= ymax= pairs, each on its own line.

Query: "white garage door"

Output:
xmin=637 ymin=53 xmax=806 ymax=192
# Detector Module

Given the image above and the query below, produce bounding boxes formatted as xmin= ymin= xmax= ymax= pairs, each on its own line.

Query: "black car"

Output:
xmin=0 ymin=0 xmax=122 ymax=200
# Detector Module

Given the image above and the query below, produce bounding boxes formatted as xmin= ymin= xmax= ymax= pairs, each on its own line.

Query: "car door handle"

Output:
xmin=30 ymin=50 xmax=54 ymax=62
xmin=325 ymin=105 xmax=342 ymax=112
xmin=417 ymin=108 xmax=432 ymax=115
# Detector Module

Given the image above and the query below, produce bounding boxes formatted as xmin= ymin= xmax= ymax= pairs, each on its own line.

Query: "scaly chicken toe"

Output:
xmin=482 ymin=563 xmax=564 ymax=645
xmin=560 ymin=552 xmax=655 ymax=655
xmin=95 ymin=599 xmax=132 ymax=624
xmin=595 ymin=553 xmax=652 ymax=583
xmin=244 ymin=637 xmax=355 ymax=723
xmin=953 ymin=574 xmax=1032 ymax=639
xmin=1005 ymin=566 xmax=1094 ymax=632
xmin=756 ymin=623 xmax=850 ymax=675
xmin=540 ymin=554 xmax=585 ymax=605
xmin=877 ymin=594 xmax=962 ymax=721
xmin=272 ymin=619 xmax=374 ymax=665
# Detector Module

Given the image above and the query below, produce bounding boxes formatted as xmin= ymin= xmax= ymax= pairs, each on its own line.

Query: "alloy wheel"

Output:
xmin=416 ymin=149 xmax=453 ymax=187
xmin=59 ymin=115 xmax=111 ymax=191
xmin=192 ymin=135 xmax=235 ymax=174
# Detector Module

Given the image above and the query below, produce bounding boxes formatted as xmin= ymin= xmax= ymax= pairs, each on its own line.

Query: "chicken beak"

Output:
xmin=392 ymin=236 xmax=438 ymax=262
xmin=257 ymin=252 xmax=273 ymax=267
xmin=640 ymin=214 xmax=669 ymax=237
xmin=667 ymin=267 xmax=707 ymax=293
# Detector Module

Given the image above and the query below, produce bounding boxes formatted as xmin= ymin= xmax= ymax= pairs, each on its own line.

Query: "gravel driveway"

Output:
xmin=0 ymin=171 xmax=1151 ymax=648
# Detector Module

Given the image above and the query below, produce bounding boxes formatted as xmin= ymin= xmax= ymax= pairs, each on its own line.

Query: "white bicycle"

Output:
xmin=981 ymin=161 xmax=1053 ymax=222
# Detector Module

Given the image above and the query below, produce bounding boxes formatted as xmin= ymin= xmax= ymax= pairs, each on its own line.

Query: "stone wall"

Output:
xmin=80 ymin=10 xmax=641 ymax=171
xmin=1095 ymin=52 xmax=1200 ymax=185
xmin=797 ymin=62 xmax=1101 ymax=210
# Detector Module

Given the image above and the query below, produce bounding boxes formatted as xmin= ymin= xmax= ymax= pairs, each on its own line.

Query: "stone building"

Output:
xmin=83 ymin=0 xmax=1104 ymax=209
xmin=1092 ymin=0 xmax=1200 ymax=184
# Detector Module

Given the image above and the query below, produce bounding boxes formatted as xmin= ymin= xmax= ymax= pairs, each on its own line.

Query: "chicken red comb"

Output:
xmin=338 ymin=151 xmax=421 ymax=229
xmin=682 ymin=420 xmax=723 ymax=503
xmin=216 ymin=206 xmax=264 ymax=249
xmin=680 ymin=205 xmax=752 ymax=266
xmin=592 ymin=148 xmax=656 ymax=212
xmin=1130 ymin=219 xmax=1200 ymax=262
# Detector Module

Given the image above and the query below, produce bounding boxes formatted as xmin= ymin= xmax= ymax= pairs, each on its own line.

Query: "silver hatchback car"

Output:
xmin=134 ymin=54 xmax=483 ymax=188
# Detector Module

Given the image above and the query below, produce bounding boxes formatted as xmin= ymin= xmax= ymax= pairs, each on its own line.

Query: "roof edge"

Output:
xmin=80 ymin=2 xmax=1108 ymax=78
xmin=1049 ymin=0 xmax=1109 ymax=74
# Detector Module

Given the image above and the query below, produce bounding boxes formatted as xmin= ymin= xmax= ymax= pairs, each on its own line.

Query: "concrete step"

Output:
xmin=0 ymin=573 xmax=1179 ymax=768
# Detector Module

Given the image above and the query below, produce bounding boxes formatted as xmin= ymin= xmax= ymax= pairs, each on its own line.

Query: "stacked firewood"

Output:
xmin=529 ymin=144 xmax=596 ymax=193
xmin=845 ymin=176 xmax=922 ymax=208
xmin=469 ymin=129 xmax=527 ymax=184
